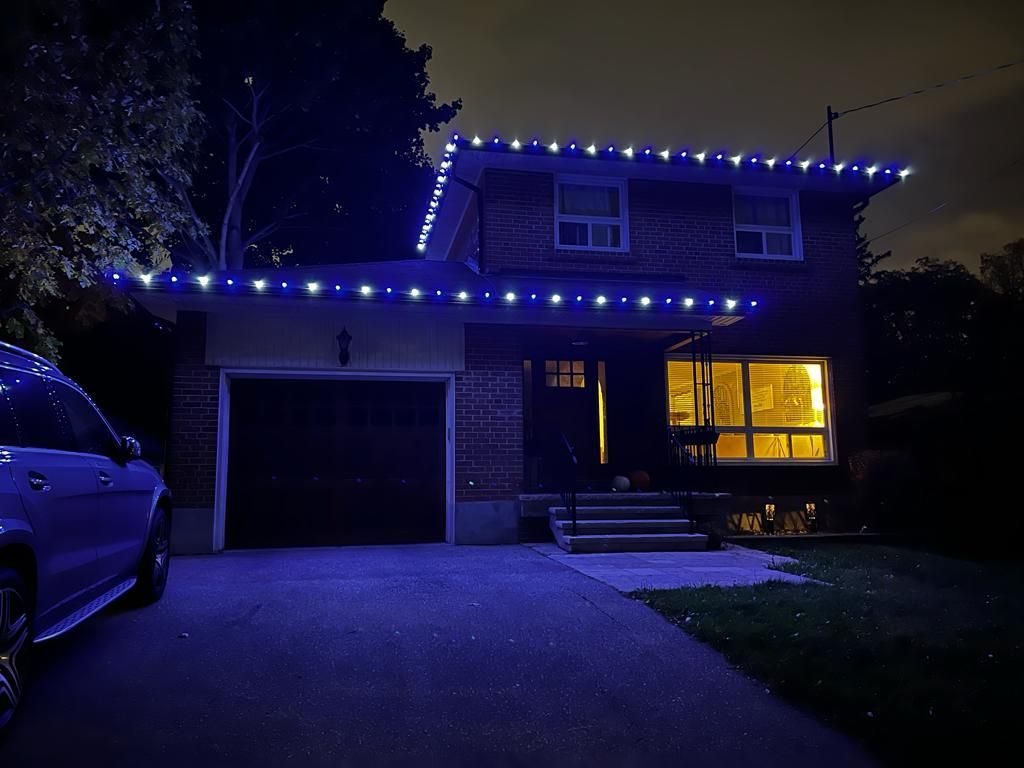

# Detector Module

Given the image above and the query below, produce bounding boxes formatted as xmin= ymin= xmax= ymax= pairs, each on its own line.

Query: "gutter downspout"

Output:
xmin=451 ymin=174 xmax=485 ymax=273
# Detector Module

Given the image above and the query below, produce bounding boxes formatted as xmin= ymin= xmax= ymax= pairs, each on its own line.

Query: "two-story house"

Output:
xmin=130 ymin=131 xmax=906 ymax=553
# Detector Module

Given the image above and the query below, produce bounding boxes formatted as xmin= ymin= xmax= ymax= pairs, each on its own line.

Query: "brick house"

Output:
xmin=132 ymin=132 xmax=906 ymax=553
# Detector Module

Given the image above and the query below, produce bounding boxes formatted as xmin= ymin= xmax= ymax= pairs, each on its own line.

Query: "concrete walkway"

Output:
xmin=2 ymin=545 xmax=865 ymax=767
xmin=528 ymin=542 xmax=814 ymax=591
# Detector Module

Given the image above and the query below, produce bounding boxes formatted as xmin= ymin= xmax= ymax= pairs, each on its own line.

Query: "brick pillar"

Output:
xmin=165 ymin=311 xmax=220 ymax=552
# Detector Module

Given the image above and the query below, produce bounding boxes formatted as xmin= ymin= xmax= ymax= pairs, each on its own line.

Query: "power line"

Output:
xmin=867 ymin=153 xmax=1024 ymax=246
xmin=838 ymin=58 xmax=1024 ymax=119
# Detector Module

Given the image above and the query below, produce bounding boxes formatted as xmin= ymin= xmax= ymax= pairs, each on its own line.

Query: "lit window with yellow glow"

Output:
xmin=666 ymin=358 xmax=832 ymax=462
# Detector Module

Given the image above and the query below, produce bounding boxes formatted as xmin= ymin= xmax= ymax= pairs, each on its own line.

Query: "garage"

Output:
xmin=224 ymin=378 xmax=447 ymax=549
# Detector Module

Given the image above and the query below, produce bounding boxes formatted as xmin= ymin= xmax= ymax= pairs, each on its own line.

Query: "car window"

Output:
xmin=1 ymin=372 xmax=72 ymax=451
xmin=0 ymin=374 xmax=18 ymax=447
xmin=52 ymin=383 xmax=119 ymax=457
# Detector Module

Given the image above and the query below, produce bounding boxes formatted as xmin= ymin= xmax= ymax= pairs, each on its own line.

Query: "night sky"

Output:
xmin=388 ymin=0 xmax=1023 ymax=271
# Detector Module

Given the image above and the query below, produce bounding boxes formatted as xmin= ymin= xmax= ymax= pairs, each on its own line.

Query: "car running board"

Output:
xmin=34 ymin=578 xmax=137 ymax=643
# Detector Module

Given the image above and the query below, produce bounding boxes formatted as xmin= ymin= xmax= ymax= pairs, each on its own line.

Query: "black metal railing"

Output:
xmin=667 ymin=425 xmax=719 ymax=534
xmin=557 ymin=431 xmax=579 ymax=536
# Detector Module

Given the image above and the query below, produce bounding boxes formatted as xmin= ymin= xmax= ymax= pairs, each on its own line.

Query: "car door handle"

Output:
xmin=98 ymin=471 xmax=113 ymax=486
xmin=27 ymin=471 xmax=52 ymax=492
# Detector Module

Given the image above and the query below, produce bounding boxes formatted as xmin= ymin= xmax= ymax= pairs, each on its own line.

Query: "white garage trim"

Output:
xmin=213 ymin=368 xmax=457 ymax=551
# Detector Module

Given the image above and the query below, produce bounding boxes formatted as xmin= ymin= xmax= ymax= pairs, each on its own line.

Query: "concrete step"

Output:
xmin=557 ymin=532 xmax=708 ymax=554
xmin=553 ymin=518 xmax=694 ymax=535
xmin=549 ymin=505 xmax=686 ymax=520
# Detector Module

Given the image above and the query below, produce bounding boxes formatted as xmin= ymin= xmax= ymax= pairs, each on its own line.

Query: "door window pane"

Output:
xmin=52 ymin=383 xmax=118 ymax=456
xmin=3 ymin=374 xmax=71 ymax=451
xmin=545 ymin=361 xmax=586 ymax=389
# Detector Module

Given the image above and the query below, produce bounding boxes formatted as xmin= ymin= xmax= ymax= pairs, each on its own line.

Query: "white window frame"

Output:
xmin=664 ymin=355 xmax=836 ymax=465
xmin=732 ymin=188 xmax=803 ymax=262
xmin=554 ymin=174 xmax=629 ymax=252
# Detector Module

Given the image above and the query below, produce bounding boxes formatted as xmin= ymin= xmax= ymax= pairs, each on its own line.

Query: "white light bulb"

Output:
xmin=386 ymin=287 xmax=392 ymax=294
xmin=708 ymin=299 xmax=716 ymax=305
xmin=695 ymin=152 xmax=706 ymax=162
xmin=307 ymin=282 xmax=319 ymax=292
xmin=659 ymin=149 xmax=670 ymax=159
xmin=643 ymin=148 xmax=651 ymax=156
xmin=511 ymin=139 xmax=521 ymax=149
xmin=530 ymin=293 xmax=537 ymax=299
xmin=586 ymin=144 xmax=597 ymax=155
xmin=254 ymin=279 xmax=265 ymax=290
xmin=833 ymin=163 xmax=844 ymax=172
xmin=665 ymin=297 xmax=672 ymax=304
xmin=680 ymin=151 xmax=688 ymax=158
xmin=140 ymin=273 xmax=152 ymax=284
xmin=198 ymin=275 xmax=210 ymax=286
xmin=683 ymin=297 xmax=694 ymax=307
xmin=548 ymin=141 xmax=559 ymax=151
xmin=785 ymin=159 xmax=793 ymax=166
xmin=852 ymin=165 xmax=859 ymax=171
xmin=576 ymin=295 xmax=582 ymax=302
xmin=640 ymin=296 xmax=650 ymax=306
xmin=281 ymin=281 xmax=288 ymax=288
xmin=112 ymin=273 xmax=121 ymax=280
xmin=410 ymin=288 xmax=420 ymax=297
xmin=725 ymin=298 xmax=737 ymax=309
xmin=484 ymin=291 xmax=491 ymax=298
xmin=569 ymin=143 xmax=576 ymax=150
xmin=800 ymin=160 xmax=811 ymax=169
xmin=472 ymin=136 xmax=482 ymax=145
xmin=505 ymin=292 xmax=516 ymax=302
xmin=765 ymin=158 xmax=776 ymax=167
xmin=818 ymin=162 xmax=826 ymax=169
xmin=866 ymin=165 xmax=877 ymax=176
xmin=360 ymin=285 xmax=371 ymax=295
xmin=596 ymin=295 xmax=606 ymax=304
xmin=335 ymin=284 xmax=341 ymax=291
xmin=730 ymin=154 xmax=742 ymax=165
xmin=436 ymin=289 xmax=442 ymax=296
xmin=458 ymin=291 xmax=467 ymax=299
xmin=898 ymin=168 xmax=910 ymax=178
xmin=416 ymin=243 xmax=426 ymax=252
xmin=445 ymin=142 xmax=456 ymax=152
xmin=750 ymin=300 xmax=759 ymax=307
xmin=226 ymin=278 xmax=234 ymax=286
xmin=623 ymin=147 xmax=634 ymax=157
xmin=551 ymin=294 xmax=561 ymax=303
xmin=620 ymin=297 xmax=627 ymax=303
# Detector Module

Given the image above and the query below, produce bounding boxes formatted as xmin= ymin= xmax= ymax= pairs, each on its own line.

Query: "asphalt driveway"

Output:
xmin=0 ymin=545 xmax=870 ymax=766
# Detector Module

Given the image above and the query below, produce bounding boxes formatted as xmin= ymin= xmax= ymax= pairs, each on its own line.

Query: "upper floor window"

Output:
xmin=555 ymin=176 xmax=628 ymax=251
xmin=733 ymin=190 xmax=802 ymax=261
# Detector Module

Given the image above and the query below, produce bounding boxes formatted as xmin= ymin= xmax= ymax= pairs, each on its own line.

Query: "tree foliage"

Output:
xmin=177 ymin=0 xmax=460 ymax=271
xmin=0 ymin=0 xmax=202 ymax=359
xmin=979 ymin=238 xmax=1024 ymax=301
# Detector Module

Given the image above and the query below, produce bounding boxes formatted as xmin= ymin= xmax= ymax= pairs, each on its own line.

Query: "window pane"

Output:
xmin=0 ymin=378 xmax=18 ymax=446
xmin=591 ymin=223 xmax=621 ymax=248
xmin=736 ymin=230 xmax=764 ymax=254
xmin=754 ymin=433 xmax=792 ymax=459
xmin=736 ymin=195 xmax=790 ymax=226
xmin=545 ymin=360 xmax=557 ymax=373
xmin=53 ymin=384 xmax=118 ymax=456
xmin=4 ymin=374 xmax=71 ymax=451
xmin=749 ymin=362 xmax=827 ymax=428
xmin=716 ymin=432 xmax=748 ymax=459
xmin=571 ymin=361 xmax=584 ymax=374
xmin=559 ymin=374 xmax=571 ymax=387
xmin=766 ymin=232 xmax=793 ymax=256
xmin=572 ymin=375 xmax=585 ymax=388
xmin=666 ymin=360 xmax=745 ymax=426
xmin=559 ymin=361 xmax=570 ymax=373
xmin=559 ymin=183 xmax=620 ymax=217
xmin=792 ymin=433 xmax=827 ymax=459
xmin=545 ymin=374 xmax=558 ymax=387
xmin=558 ymin=221 xmax=588 ymax=247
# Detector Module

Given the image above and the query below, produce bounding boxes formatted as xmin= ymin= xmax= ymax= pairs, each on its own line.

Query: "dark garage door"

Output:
xmin=225 ymin=378 xmax=446 ymax=549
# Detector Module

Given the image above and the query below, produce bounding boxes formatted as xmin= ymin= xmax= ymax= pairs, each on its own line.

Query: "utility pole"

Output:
xmin=826 ymin=105 xmax=838 ymax=165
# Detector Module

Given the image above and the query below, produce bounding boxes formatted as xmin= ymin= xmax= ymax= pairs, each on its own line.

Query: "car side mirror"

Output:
xmin=121 ymin=436 xmax=143 ymax=461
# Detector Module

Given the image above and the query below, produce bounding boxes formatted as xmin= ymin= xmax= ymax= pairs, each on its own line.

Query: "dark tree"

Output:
xmin=979 ymin=238 xmax=1024 ymax=302
xmin=174 ymin=0 xmax=460 ymax=271
xmin=0 ymin=0 xmax=202 ymax=359
xmin=854 ymin=201 xmax=891 ymax=285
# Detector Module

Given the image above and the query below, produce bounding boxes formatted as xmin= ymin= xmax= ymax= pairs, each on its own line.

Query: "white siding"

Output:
xmin=205 ymin=305 xmax=464 ymax=371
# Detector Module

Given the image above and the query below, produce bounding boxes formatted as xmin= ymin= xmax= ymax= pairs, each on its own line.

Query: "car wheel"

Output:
xmin=131 ymin=507 xmax=171 ymax=606
xmin=0 ymin=567 xmax=31 ymax=733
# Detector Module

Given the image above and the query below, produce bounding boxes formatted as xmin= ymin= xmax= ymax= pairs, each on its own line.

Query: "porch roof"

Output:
xmin=124 ymin=259 xmax=750 ymax=330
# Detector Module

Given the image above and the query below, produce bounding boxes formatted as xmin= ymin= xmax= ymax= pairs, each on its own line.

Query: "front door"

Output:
xmin=529 ymin=357 xmax=607 ymax=488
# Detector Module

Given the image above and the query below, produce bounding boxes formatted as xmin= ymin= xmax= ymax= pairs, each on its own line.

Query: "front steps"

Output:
xmin=549 ymin=503 xmax=708 ymax=553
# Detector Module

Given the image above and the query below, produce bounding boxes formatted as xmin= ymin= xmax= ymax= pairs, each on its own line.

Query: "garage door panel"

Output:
xmin=225 ymin=379 xmax=446 ymax=548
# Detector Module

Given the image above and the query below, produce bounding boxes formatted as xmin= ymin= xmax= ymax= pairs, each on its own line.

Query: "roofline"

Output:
xmin=418 ymin=131 xmax=910 ymax=258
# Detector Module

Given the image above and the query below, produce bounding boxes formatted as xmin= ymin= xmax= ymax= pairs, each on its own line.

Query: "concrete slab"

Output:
xmin=1 ymin=545 xmax=860 ymax=766
xmin=528 ymin=542 xmax=814 ymax=591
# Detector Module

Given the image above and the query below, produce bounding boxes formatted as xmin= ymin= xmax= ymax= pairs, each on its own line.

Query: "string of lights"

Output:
xmin=112 ymin=272 xmax=756 ymax=313
xmin=416 ymin=132 xmax=909 ymax=253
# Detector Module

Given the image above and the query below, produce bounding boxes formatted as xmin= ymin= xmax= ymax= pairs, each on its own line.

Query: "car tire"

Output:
xmin=130 ymin=507 xmax=171 ymax=606
xmin=0 ymin=567 xmax=32 ymax=735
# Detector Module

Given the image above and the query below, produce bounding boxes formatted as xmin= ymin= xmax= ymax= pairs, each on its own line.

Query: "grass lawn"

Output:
xmin=635 ymin=544 xmax=1024 ymax=765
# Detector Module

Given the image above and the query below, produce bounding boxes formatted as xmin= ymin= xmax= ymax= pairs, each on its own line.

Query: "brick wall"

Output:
xmin=481 ymin=167 xmax=868 ymax=481
xmin=455 ymin=324 xmax=524 ymax=501
xmin=165 ymin=311 xmax=219 ymax=508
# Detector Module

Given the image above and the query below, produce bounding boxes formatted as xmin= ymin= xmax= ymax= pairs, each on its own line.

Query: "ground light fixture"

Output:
xmin=763 ymin=503 xmax=776 ymax=535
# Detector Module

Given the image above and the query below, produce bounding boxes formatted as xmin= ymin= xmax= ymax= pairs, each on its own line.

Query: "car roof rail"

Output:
xmin=0 ymin=340 xmax=60 ymax=373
